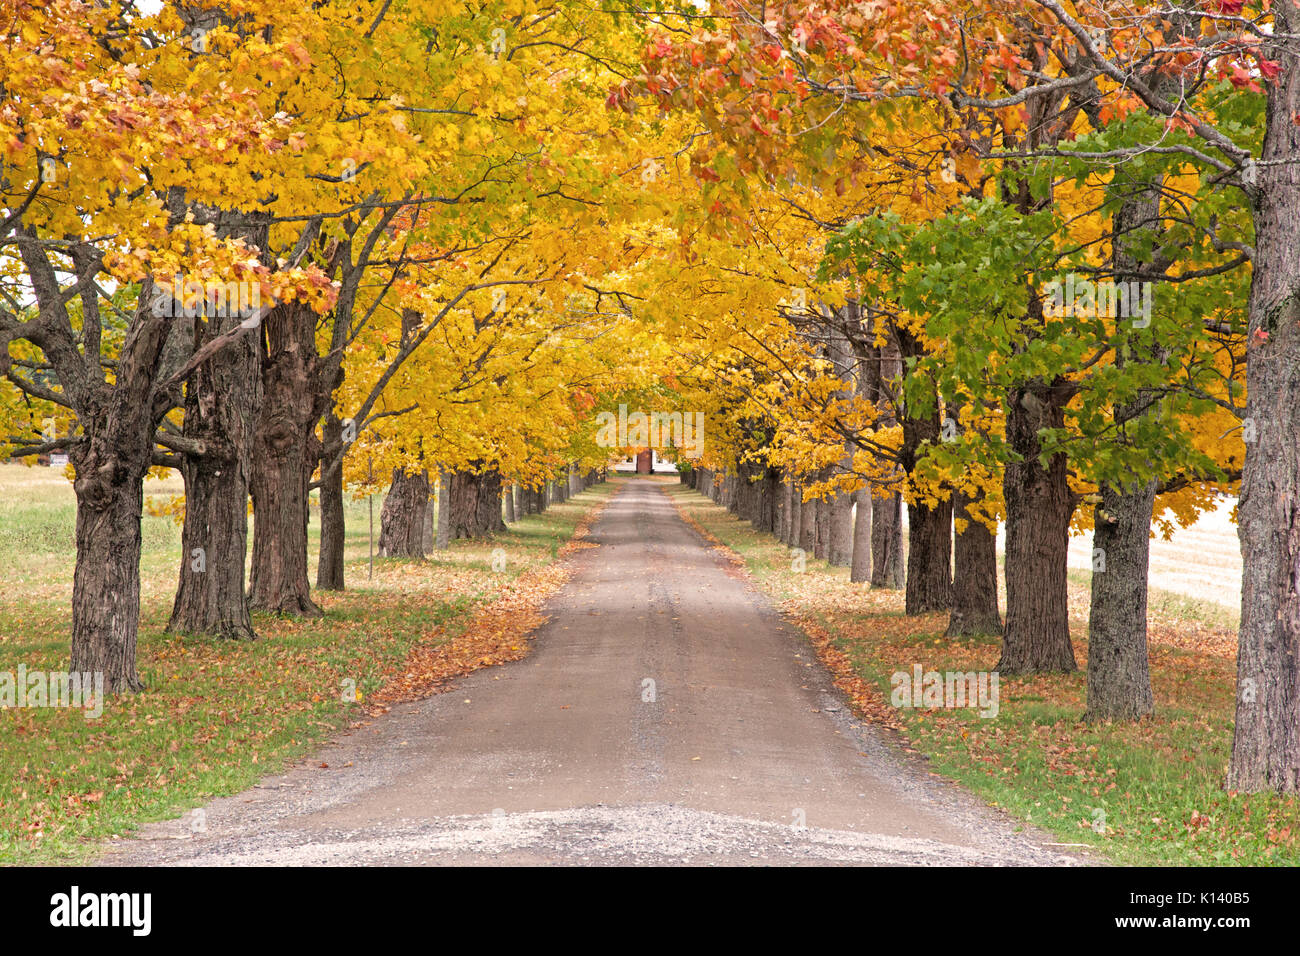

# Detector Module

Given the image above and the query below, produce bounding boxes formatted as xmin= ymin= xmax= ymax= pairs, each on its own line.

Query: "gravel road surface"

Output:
xmin=101 ymin=479 xmax=1084 ymax=866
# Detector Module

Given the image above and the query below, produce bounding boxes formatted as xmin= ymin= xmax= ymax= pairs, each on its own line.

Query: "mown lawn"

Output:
xmin=666 ymin=481 xmax=1298 ymax=867
xmin=0 ymin=462 xmax=610 ymax=864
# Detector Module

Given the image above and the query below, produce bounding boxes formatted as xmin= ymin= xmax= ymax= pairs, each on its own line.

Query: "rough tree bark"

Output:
xmin=1086 ymin=479 xmax=1158 ymax=720
xmin=422 ymin=487 xmax=434 ymax=552
xmin=777 ymin=478 xmax=792 ymax=543
xmin=999 ymin=379 xmax=1078 ymax=674
xmin=1228 ymin=0 xmax=1300 ymax=791
xmin=946 ymin=491 xmax=1001 ymax=636
xmin=168 ymin=302 xmax=259 ymax=640
xmin=850 ymin=487 xmax=873 ymax=583
xmin=752 ymin=467 xmax=780 ymax=533
xmin=904 ymin=496 xmax=952 ymax=614
xmin=434 ymin=471 xmax=451 ymax=550
xmin=447 ymin=467 xmax=508 ymax=539
xmin=61 ymin=286 xmax=179 ymax=690
xmin=827 ymin=326 xmax=855 ymax=566
xmin=249 ymin=300 xmax=326 ymax=616
xmin=69 ymin=394 xmax=158 ymax=691
xmin=789 ymin=483 xmax=803 ymax=548
xmin=815 ymin=494 xmax=831 ymax=561
xmin=377 ymin=468 xmax=429 ymax=559
xmin=871 ymin=491 xmax=905 ymax=588
xmin=799 ymin=492 xmax=817 ymax=554
xmin=316 ymin=414 xmax=346 ymax=591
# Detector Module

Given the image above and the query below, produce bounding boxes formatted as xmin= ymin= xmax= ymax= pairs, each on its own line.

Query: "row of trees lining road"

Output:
xmin=1 ymin=1 xmax=1297 ymax=794
xmin=612 ymin=0 xmax=1293 ymax=792
xmin=0 ymin=1 xmax=673 ymax=684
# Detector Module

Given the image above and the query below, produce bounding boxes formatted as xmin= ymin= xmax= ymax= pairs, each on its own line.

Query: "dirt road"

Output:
xmin=103 ymin=479 xmax=1079 ymax=866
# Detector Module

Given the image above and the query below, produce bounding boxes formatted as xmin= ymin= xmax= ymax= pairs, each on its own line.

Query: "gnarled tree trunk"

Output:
xmin=377 ymin=468 xmax=429 ymax=558
xmin=70 ymin=409 xmax=153 ymax=692
xmin=448 ymin=467 xmax=508 ymax=539
xmin=67 ymin=303 xmax=178 ymax=690
xmin=169 ymin=306 xmax=258 ymax=639
xmin=249 ymin=301 xmax=323 ymax=617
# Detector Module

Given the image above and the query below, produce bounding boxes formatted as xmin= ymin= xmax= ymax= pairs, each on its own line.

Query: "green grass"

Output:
xmin=666 ymin=481 xmax=1299 ymax=867
xmin=0 ymin=462 xmax=611 ymax=864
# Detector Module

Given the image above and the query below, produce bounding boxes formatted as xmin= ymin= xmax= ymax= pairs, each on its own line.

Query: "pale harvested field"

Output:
xmin=1064 ymin=498 xmax=1242 ymax=611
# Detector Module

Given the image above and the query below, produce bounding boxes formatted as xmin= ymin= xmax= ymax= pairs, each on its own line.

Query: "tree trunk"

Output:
xmin=850 ymin=487 xmax=873 ymax=583
xmin=735 ymin=468 xmax=754 ymax=520
xmin=435 ymin=471 xmax=451 ymax=550
xmin=897 ymin=354 xmax=952 ymax=613
xmin=377 ymin=467 xmax=429 ymax=558
xmin=905 ymin=498 xmax=953 ymax=613
xmin=169 ymin=308 xmax=258 ymax=638
xmin=1084 ymin=169 xmax=1166 ymax=720
xmin=799 ymin=492 xmax=817 ymax=554
xmin=170 ymin=449 xmax=256 ymax=640
xmin=316 ymin=415 xmax=346 ymax=591
xmin=504 ymin=483 xmax=516 ymax=523
xmin=829 ymin=490 xmax=853 ymax=566
xmin=753 ymin=468 xmax=779 ymax=533
xmin=1229 ymin=12 xmax=1300 ymax=789
xmin=1086 ymin=479 xmax=1157 ymax=721
xmin=777 ymin=479 xmax=792 ymax=543
xmin=946 ymin=491 xmax=1001 ymax=636
xmin=422 ymin=487 xmax=434 ymax=552
xmin=70 ymin=434 xmax=150 ymax=692
xmin=249 ymin=301 xmax=323 ymax=617
xmin=788 ymin=484 xmax=803 ymax=548
xmin=815 ymin=495 xmax=831 ymax=561
xmin=826 ymin=324 xmax=855 ymax=567
xmin=64 ymin=286 xmax=187 ymax=690
xmin=998 ymin=382 xmax=1077 ymax=674
xmin=870 ymin=491 xmax=904 ymax=588
xmin=448 ymin=467 xmax=507 ymax=539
